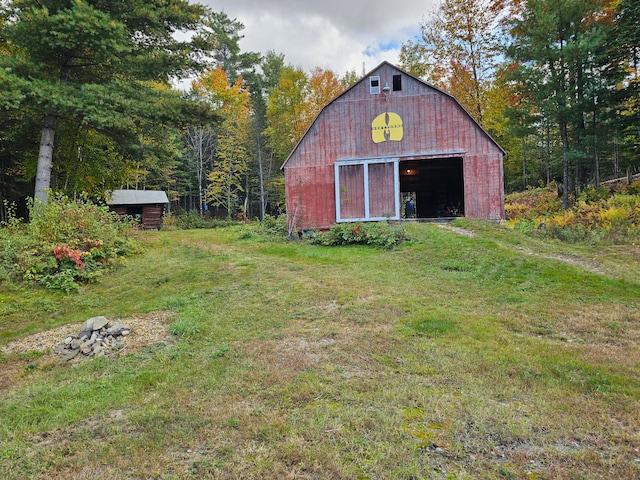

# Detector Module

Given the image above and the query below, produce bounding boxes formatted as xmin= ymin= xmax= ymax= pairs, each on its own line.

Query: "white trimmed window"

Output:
xmin=370 ymin=76 xmax=381 ymax=95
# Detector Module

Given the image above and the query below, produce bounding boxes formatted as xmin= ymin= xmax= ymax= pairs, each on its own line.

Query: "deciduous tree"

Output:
xmin=400 ymin=0 xmax=499 ymax=124
xmin=265 ymin=66 xmax=309 ymax=163
xmin=192 ymin=68 xmax=251 ymax=219
xmin=265 ymin=66 xmax=347 ymax=162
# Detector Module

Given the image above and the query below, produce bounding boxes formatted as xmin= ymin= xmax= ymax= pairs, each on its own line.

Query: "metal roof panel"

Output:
xmin=107 ymin=190 xmax=169 ymax=205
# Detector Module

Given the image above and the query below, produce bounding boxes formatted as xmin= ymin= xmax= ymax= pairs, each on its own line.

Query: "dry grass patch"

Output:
xmin=555 ymin=303 xmax=640 ymax=345
xmin=502 ymin=303 xmax=640 ymax=370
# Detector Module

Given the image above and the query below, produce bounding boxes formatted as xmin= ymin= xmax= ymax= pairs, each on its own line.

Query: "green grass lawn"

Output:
xmin=1 ymin=221 xmax=639 ymax=479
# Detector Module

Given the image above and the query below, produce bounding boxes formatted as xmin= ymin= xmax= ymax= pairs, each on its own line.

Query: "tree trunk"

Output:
xmin=257 ymin=136 xmax=266 ymax=220
xmin=522 ymin=136 xmax=527 ymax=189
xmin=560 ymin=121 xmax=570 ymax=209
xmin=198 ymin=136 xmax=204 ymax=216
xmin=34 ymin=112 xmax=58 ymax=204
xmin=614 ymin=136 xmax=620 ymax=179
xmin=545 ymin=120 xmax=551 ymax=186
xmin=226 ymin=159 xmax=233 ymax=220
xmin=34 ymin=63 xmax=69 ymax=205
xmin=593 ymin=103 xmax=599 ymax=189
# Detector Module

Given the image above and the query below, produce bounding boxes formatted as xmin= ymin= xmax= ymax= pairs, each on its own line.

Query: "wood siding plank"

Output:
xmin=368 ymin=162 xmax=395 ymax=218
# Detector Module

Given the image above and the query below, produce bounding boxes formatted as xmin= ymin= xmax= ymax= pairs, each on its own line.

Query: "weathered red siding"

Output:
xmin=285 ymin=165 xmax=335 ymax=231
xmin=283 ymin=62 xmax=504 ymax=230
xmin=339 ymin=164 xmax=365 ymax=219
xmin=369 ymin=162 xmax=395 ymax=218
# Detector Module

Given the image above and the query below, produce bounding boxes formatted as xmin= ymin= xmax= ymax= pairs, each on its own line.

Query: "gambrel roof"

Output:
xmin=281 ymin=61 xmax=504 ymax=171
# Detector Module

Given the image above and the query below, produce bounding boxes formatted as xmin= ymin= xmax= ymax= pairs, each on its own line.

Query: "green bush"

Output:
xmin=0 ymin=227 xmax=29 ymax=282
xmin=259 ymin=214 xmax=289 ymax=237
xmin=309 ymin=222 xmax=406 ymax=249
xmin=174 ymin=211 xmax=210 ymax=229
xmin=0 ymin=193 xmax=140 ymax=292
xmin=165 ymin=211 xmax=238 ymax=230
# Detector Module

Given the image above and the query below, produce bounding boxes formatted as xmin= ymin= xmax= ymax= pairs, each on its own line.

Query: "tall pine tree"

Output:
xmin=0 ymin=0 xmax=219 ymax=204
xmin=505 ymin=0 xmax=616 ymax=205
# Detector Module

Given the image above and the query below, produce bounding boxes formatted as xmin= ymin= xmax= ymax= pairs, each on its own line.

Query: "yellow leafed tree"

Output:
xmin=192 ymin=67 xmax=251 ymax=219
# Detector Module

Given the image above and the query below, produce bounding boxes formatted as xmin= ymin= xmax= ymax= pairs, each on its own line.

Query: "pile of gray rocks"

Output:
xmin=54 ymin=316 xmax=131 ymax=361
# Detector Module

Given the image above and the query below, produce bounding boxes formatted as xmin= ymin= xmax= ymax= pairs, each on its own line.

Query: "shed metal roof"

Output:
xmin=107 ymin=190 xmax=169 ymax=205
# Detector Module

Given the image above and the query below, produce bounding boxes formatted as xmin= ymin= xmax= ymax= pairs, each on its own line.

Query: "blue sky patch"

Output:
xmin=364 ymin=40 xmax=401 ymax=57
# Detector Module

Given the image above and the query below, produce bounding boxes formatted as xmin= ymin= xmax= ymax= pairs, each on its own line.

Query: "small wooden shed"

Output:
xmin=281 ymin=62 xmax=505 ymax=231
xmin=107 ymin=190 xmax=169 ymax=230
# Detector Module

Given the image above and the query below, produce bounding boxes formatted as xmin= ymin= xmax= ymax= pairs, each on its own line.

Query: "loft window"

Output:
xmin=370 ymin=76 xmax=380 ymax=94
xmin=393 ymin=74 xmax=402 ymax=91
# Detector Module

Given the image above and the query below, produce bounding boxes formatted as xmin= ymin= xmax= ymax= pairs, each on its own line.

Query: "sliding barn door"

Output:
xmin=335 ymin=159 xmax=399 ymax=223
xmin=338 ymin=164 xmax=365 ymax=220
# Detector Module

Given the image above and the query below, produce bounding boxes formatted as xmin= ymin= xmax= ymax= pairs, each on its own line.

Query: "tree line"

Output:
xmin=1 ymin=0 xmax=638 ymax=222
xmin=401 ymin=0 xmax=639 ymax=204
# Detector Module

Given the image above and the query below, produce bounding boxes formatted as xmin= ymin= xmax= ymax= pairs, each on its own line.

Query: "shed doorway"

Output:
xmin=126 ymin=206 xmax=143 ymax=222
xmin=400 ymin=157 xmax=465 ymax=218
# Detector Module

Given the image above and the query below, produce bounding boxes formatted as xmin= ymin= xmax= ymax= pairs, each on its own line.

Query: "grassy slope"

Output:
xmin=1 ymin=222 xmax=639 ymax=479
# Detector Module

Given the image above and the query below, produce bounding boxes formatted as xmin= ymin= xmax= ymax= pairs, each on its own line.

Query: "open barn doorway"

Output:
xmin=400 ymin=157 xmax=465 ymax=218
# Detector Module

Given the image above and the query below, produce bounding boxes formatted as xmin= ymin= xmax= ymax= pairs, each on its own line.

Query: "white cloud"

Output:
xmin=199 ymin=0 xmax=434 ymax=76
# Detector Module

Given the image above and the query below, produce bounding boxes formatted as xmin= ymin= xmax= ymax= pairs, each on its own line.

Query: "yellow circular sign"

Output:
xmin=372 ymin=112 xmax=404 ymax=144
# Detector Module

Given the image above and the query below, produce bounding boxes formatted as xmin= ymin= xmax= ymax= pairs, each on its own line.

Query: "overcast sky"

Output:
xmin=200 ymin=0 xmax=437 ymax=77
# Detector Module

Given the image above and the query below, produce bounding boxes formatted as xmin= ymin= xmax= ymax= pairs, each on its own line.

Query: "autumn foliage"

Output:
xmin=505 ymin=181 xmax=640 ymax=243
xmin=0 ymin=194 xmax=140 ymax=291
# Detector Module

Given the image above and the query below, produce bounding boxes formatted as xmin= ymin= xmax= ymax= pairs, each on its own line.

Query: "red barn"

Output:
xmin=281 ymin=62 xmax=505 ymax=231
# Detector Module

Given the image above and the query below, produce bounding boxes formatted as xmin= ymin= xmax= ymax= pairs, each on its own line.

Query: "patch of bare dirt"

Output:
xmin=437 ymin=223 xmax=476 ymax=238
xmin=2 ymin=311 xmax=175 ymax=357
xmin=0 ymin=311 xmax=175 ymax=393
xmin=512 ymin=246 xmax=606 ymax=275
